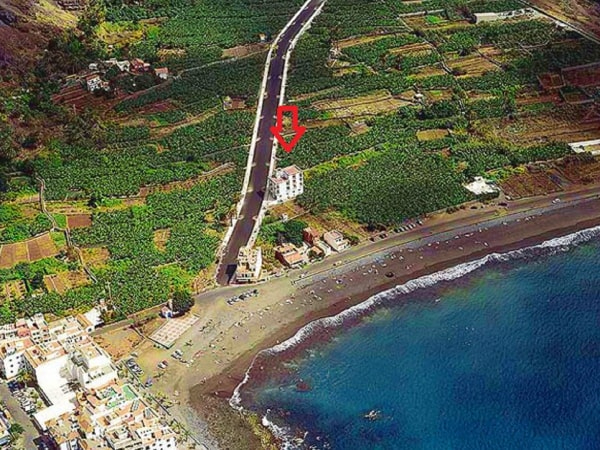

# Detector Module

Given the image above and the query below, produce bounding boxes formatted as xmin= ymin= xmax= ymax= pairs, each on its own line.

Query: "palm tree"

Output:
xmin=16 ymin=369 xmax=33 ymax=387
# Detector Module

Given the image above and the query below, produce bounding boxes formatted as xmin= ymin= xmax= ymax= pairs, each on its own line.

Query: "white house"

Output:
xmin=268 ymin=165 xmax=304 ymax=203
xmin=323 ymin=230 xmax=349 ymax=253
xmin=474 ymin=8 xmax=534 ymax=23
xmin=85 ymin=74 xmax=102 ymax=92
xmin=236 ymin=246 xmax=263 ymax=283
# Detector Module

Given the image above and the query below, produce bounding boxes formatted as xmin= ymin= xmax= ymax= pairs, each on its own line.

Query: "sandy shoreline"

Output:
xmin=194 ymin=201 xmax=600 ymax=400
xmin=127 ymin=189 xmax=600 ymax=449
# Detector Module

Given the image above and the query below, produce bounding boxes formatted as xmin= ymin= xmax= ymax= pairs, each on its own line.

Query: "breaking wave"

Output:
xmin=230 ymin=224 xmax=600 ymax=448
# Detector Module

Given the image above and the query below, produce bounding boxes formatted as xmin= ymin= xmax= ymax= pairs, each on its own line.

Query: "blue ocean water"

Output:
xmin=241 ymin=231 xmax=600 ymax=449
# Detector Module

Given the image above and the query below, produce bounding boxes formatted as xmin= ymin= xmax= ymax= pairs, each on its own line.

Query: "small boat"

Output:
xmin=363 ymin=409 xmax=381 ymax=421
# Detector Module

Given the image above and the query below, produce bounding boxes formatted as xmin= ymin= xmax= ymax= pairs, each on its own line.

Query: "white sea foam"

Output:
xmin=230 ymin=224 xmax=600 ymax=448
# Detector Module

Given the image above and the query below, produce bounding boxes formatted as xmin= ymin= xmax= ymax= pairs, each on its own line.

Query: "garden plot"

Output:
xmin=0 ymin=233 xmax=59 ymax=269
xmin=1 ymin=280 xmax=26 ymax=301
xmin=335 ymin=33 xmax=405 ymax=49
xmin=484 ymin=108 xmax=600 ymax=144
xmin=67 ymin=214 xmax=92 ymax=229
xmin=312 ymin=90 xmax=411 ymax=119
xmin=500 ymin=169 xmax=563 ymax=199
xmin=222 ymin=43 xmax=266 ymax=58
xmin=447 ymin=53 xmax=501 ymax=78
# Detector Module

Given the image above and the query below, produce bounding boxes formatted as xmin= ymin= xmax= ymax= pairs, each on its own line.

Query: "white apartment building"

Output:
xmin=236 ymin=246 xmax=263 ymax=283
xmin=0 ymin=313 xmax=177 ymax=449
xmin=268 ymin=165 xmax=304 ymax=203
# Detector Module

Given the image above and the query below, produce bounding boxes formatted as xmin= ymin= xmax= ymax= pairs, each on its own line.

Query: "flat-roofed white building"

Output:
xmin=323 ymin=230 xmax=350 ymax=253
xmin=268 ymin=165 xmax=304 ymax=203
xmin=236 ymin=246 xmax=263 ymax=283
xmin=569 ymin=139 xmax=600 ymax=156
xmin=0 ymin=313 xmax=177 ymax=449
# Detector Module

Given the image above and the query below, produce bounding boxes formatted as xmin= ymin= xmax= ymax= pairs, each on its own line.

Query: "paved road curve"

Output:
xmin=216 ymin=0 xmax=325 ymax=285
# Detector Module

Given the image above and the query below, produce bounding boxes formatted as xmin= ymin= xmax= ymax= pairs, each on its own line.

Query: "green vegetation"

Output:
xmin=172 ymin=289 xmax=194 ymax=314
xmin=0 ymin=214 xmax=53 ymax=244
xmin=260 ymin=219 xmax=308 ymax=246
xmin=0 ymin=0 xmax=595 ymax=322
xmin=300 ymin=148 xmax=472 ymax=226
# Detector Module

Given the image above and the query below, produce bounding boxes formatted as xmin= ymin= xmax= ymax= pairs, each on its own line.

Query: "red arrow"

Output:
xmin=270 ymin=105 xmax=306 ymax=153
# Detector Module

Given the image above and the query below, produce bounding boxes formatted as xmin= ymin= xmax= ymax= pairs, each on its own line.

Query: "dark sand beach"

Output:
xmin=182 ymin=193 xmax=600 ymax=449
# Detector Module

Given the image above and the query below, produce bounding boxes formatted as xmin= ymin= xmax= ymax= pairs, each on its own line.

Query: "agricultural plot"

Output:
xmin=446 ymin=52 xmax=501 ymax=78
xmin=0 ymin=233 xmax=60 ymax=269
xmin=1 ymin=281 xmax=27 ymax=301
xmin=555 ymin=155 xmax=600 ymax=185
xmin=279 ymin=0 xmax=600 ymax=228
xmin=67 ymin=214 xmax=92 ymax=229
xmin=479 ymin=105 xmax=600 ymax=145
xmin=43 ymin=271 xmax=90 ymax=295
xmin=312 ymin=90 xmax=412 ymax=118
xmin=500 ymin=169 xmax=564 ymax=199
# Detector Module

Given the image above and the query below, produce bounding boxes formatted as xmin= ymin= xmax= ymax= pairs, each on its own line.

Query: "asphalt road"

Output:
xmin=216 ymin=0 xmax=324 ymax=285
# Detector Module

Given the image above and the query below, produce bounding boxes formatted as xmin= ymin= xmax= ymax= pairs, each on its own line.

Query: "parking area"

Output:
xmin=0 ymin=383 xmax=41 ymax=449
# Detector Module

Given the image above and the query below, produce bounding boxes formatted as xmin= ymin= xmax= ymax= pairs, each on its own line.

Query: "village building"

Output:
xmin=568 ymin=139 xmax=600 ymax=156
xmin=303 ymin=227 xmax=332 ymax=259
xmin=323 ymin=230 xmax=349 ymax=253
xmin=223 ymin=95 xmax=247 ymax=110
xmin=104 ymin=58 xmax=131 ymax=72
xmin=473 ymin=8 xmax=534 ymax=24
xmin=302 ymin=227 xmax=320 ymax=246
xmin=236 ymin=246 xmax=263 ymax=283
xmin=154 ymin=67 xmax=170 ymax=80
xmin=275 ymin=243 xmax=308 ymax=268
xmin=314 ymin=240 xmax=332 ymax=257
xmin=268 ymin=165 xmax=304 ymax=203
xmin=0 ymin=313 xmax=177 ymax=449
xmin=130 ymin=58 xmax=151 ymax=73
xmin=85 ymin=74 xmax=102 ymax=92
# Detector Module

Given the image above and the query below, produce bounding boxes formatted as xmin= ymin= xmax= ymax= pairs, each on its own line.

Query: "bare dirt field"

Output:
xmin=447 ymin=53 xmax=500 ymax=78
xmin=67 ymin=214 xmax=92 ymax=229
xmin=43 ymin=271 xmax=90 ymax=294
xmin=417 ymin=128 xmax=450 ymax=141
xmin=556 ymin=156 xmax=600 ymax=184
xmin=95 ymin=326 xmax=144 ymax=361
xmin=81 ymin=247 xmax=111 ymax=270
xmin=312 ymin=90 xmax=412 ymax=118
xmin=530 ymin=0 xmax=600 ymax=38
xmin=335 ymin=33 xmax=405 ymax=49
xmin=500 ymin=169 xmax=564 ymax=199
xmin=153 ymin=229 xmax=171 ymax=252
xmin=222 ymin=43 xmax=266 ymax=58
xmin=476 ymin=105 xmax=600 ymax=145
xmin=0 ymin=233 xmax=59 ymax=268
